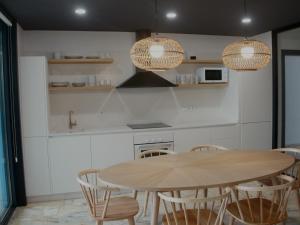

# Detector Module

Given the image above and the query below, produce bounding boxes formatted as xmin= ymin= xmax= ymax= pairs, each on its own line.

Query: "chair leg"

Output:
xmin=204 ymin=188 xmax=208 ymax=209
xmin=174 ymin=190 xmax=182 ymax=210
xmin=228 ymin=216 xmax=235 ymax=225
xmin=96 ymin=220 xmax=103 ymax=225
xmin=193 ymin=189 xmax=199 ymax=210
xmin=143 ymin=191 xmax=150 ymax=217
xmin=295 ymin=189 xmax=300 ymax=213
xmin=133 ymin=190 xmax=138 ymax=199
xmin=128 ymin=217 xmax=135 ymax=225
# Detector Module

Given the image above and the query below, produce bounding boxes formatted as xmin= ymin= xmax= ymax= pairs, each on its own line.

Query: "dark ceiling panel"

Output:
xmin=1 ymin=0 xmax=300 ymax=36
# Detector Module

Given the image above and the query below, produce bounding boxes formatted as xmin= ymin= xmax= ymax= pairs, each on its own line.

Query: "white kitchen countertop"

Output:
xmin=48 ymin=119 xmax=239 ymax=137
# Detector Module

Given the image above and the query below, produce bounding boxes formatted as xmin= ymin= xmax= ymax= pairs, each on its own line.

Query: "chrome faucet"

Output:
xmin=68 ymin=110 xmax=77 ymax=129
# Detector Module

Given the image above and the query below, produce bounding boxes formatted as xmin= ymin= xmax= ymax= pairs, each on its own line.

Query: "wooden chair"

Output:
xmin=158 ymin=187 xmax=231 ymax=225
xmin=226 ymin=174 xmax=295 ymax=225
xmin=133 ymin=149 xmax=177 ymax=216
xmin=258 ymin=148 xmax=300 ymax=213
xmin=77 ymin=169 xmax=139 ymax=225
xmin=190 ymin=145 xmax=229 ymax=207
xmin=190 ymin=144 xmax=229 ymax=152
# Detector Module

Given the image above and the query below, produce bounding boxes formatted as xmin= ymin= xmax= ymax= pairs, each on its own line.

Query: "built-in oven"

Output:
xmin=133 ymin=133 xmax=174 ymax=159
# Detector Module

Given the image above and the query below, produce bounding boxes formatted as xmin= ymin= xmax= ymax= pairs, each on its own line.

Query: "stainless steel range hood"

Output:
xmin=117 ymin=71 xmax=176 ymax=88
xmin=117 ymin=30 xmax=176 ymax=88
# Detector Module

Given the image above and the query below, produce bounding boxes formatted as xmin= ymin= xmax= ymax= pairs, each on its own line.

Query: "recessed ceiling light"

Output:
xmin=75 ymin=8 xmax=86 ymax=15
xmin=241 ymin=17 xmax=252 ymax=24
xmin=166 ymin=12 xmax=177 ymax=19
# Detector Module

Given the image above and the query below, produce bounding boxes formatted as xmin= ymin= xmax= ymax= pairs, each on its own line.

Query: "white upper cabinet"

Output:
xmin=239 ymin=69 xmax=272 ymax=123
xmin=48 ymin=135 xmax=91 ymax=194
xmin=238 ymin=32 xmax=273 ymax=124
xmin=91 ymin=133 xmax=133 ymax=169
xmin=19 ymin=56 xmax=48 ymax=137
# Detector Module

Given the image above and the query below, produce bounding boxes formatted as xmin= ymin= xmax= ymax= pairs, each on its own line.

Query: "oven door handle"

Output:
xmin=137 ymin=143 xmax=174 ymax=151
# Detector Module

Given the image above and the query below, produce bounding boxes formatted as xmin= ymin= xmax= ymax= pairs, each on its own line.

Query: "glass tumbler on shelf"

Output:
xmin=186 ymin=74 xmax=191 ymax=84
xmin=180 ymin=75 xmax=185 ymax=84
xmin=194 ymin=74 xmax=199 ymax=84
xmin=176 ymin=75 xmax=180 ymax=84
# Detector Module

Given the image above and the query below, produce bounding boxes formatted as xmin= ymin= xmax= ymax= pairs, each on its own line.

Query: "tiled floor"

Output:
xmin=8 ymin=191 xmax=300 ymax=225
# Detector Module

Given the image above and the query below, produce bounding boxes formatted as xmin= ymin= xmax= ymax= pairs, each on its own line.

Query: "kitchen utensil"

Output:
xmin=85 ymin=56 xmax=100 ymax=59
xmin=64 ymin=56 xmax=83 ymax=59
xmin=72 ymin=82 xmax=86 ymax=87
xmin=49 ymin=82 xmax=70 ymax=87
xmin=53 ymin=52 xmax=61 ymax=59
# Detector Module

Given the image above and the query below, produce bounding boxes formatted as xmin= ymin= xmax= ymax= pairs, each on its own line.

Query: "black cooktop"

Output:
xmin=127 ymin=123 xmax=171 ymax=129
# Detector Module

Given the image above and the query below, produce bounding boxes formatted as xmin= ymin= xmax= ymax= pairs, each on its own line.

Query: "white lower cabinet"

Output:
xmin=211 ymin=125 xmax=241 ymax=149
xmin=174 ymin=128 xmax=211 ymax=153
xmin=91 ymin=133 xmax=133 ymax=168
xmin=241 ymin=122 xmax=272 ymax=150
xmin=174 ymin=125 xmax=241 ymax=152
xmin=23 ymin=137 xmax=51 ymax=197
xmin=48 ymin=136 xmax=91 ymax=194
xmin=23 ymin=123 xmax=267 ymax=197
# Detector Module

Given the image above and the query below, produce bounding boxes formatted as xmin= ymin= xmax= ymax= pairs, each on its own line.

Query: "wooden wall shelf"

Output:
xmin=49 ymin=86 xmax=114 ymax=93
xmin=48 ymin=58 xmax=114 ymax=64
xmin=182 ymin=59 xmax=223 ymax=65
xmin=176 ymin=83 xmax=228 ymax=88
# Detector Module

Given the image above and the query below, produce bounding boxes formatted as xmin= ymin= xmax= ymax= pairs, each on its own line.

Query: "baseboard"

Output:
xmin=27 ymin=192 xmax=82 ymax=203
xmin=27 ymin=189 xmax=133 ymax=203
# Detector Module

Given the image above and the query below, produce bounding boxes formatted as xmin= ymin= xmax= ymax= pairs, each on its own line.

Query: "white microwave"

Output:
xmin=196 ymin=67 xmax=228 ymax=83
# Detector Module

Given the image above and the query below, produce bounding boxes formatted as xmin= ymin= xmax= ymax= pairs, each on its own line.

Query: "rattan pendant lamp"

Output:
xmin=222 ymin=0 xmax=271 ymax=71
xmin=130 ymin=0 xmax=184 ymax=71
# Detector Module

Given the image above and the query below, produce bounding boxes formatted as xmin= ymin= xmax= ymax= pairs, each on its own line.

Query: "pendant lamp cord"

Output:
xmin=154 ymin=0 xmax=159 ymax=36
xmin=244 ymin=0 xmax=247 ymax=17
xmin=243 ymin=0 xmax=249 ymax=39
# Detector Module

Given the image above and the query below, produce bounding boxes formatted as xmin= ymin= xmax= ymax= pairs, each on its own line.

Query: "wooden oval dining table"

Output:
xmin=98 ymin=150 xmax=295 ymax=225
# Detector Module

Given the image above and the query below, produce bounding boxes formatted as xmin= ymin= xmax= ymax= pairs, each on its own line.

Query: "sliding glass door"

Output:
xmin=0 ymin=21 xmax=12 ymax=221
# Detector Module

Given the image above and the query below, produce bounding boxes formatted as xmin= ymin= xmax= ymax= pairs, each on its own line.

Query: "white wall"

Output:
xmin=20 ymin=31 xmax=240 ymax=131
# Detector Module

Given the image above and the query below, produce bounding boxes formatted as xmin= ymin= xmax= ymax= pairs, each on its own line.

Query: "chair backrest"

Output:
xmin=158 ymin=188 xmax=231 ymax=225
xmin=230 ymin=174 xmax=295 ymax=224
xmin=138 ymin=149 xmax=176 ymax=159
xmin=77 ymin=168 xmax=120 ymax=219
xmin=274 ymin=148 xmax=300 ymax=182
xmin=190 ymin=145 xmax=228 ymax=152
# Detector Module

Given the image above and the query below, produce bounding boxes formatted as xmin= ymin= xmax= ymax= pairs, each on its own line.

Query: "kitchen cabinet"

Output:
xmin=241 ymin=122 xmax=272 ymax=150
xmin=174 ymin=125 xmax=241 ymax=152
xmin=239 ymin=68 xmax=272 ymax=123
xmin=19 ymin=56 xmax=48 ymax=137
xmin=211 ymin=125 xmax=241 ymax=149
xmin=22 ymin=137 xmax=51 ymax=197
xmin=48 ymin=136 xmax=91 ymax=194
xmin=174 ymin=128 xmax=211 ymax=152
xmin=91 ymin=133 xmax=133 ymax=168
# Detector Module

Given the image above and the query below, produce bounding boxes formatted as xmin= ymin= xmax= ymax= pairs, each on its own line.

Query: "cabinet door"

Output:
xmin=174 ymin=128 xmax=211 ymax=153
xmin=48 ymin=136 xmax=91 ymax=194
xmin=23 ymin=137 xmax=51 ymax=197
xmin=241 ymin=122 xmax=272 ymax=150
xmin=91 ymin=133 xmax=133 ymax=168
xmin=211 ymin=125 xmax=241 ymax=149
xmin=239 ymin=68 xmax=272 ymax=123
xmin=19 ymin=57 xmax=48 ymax=137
